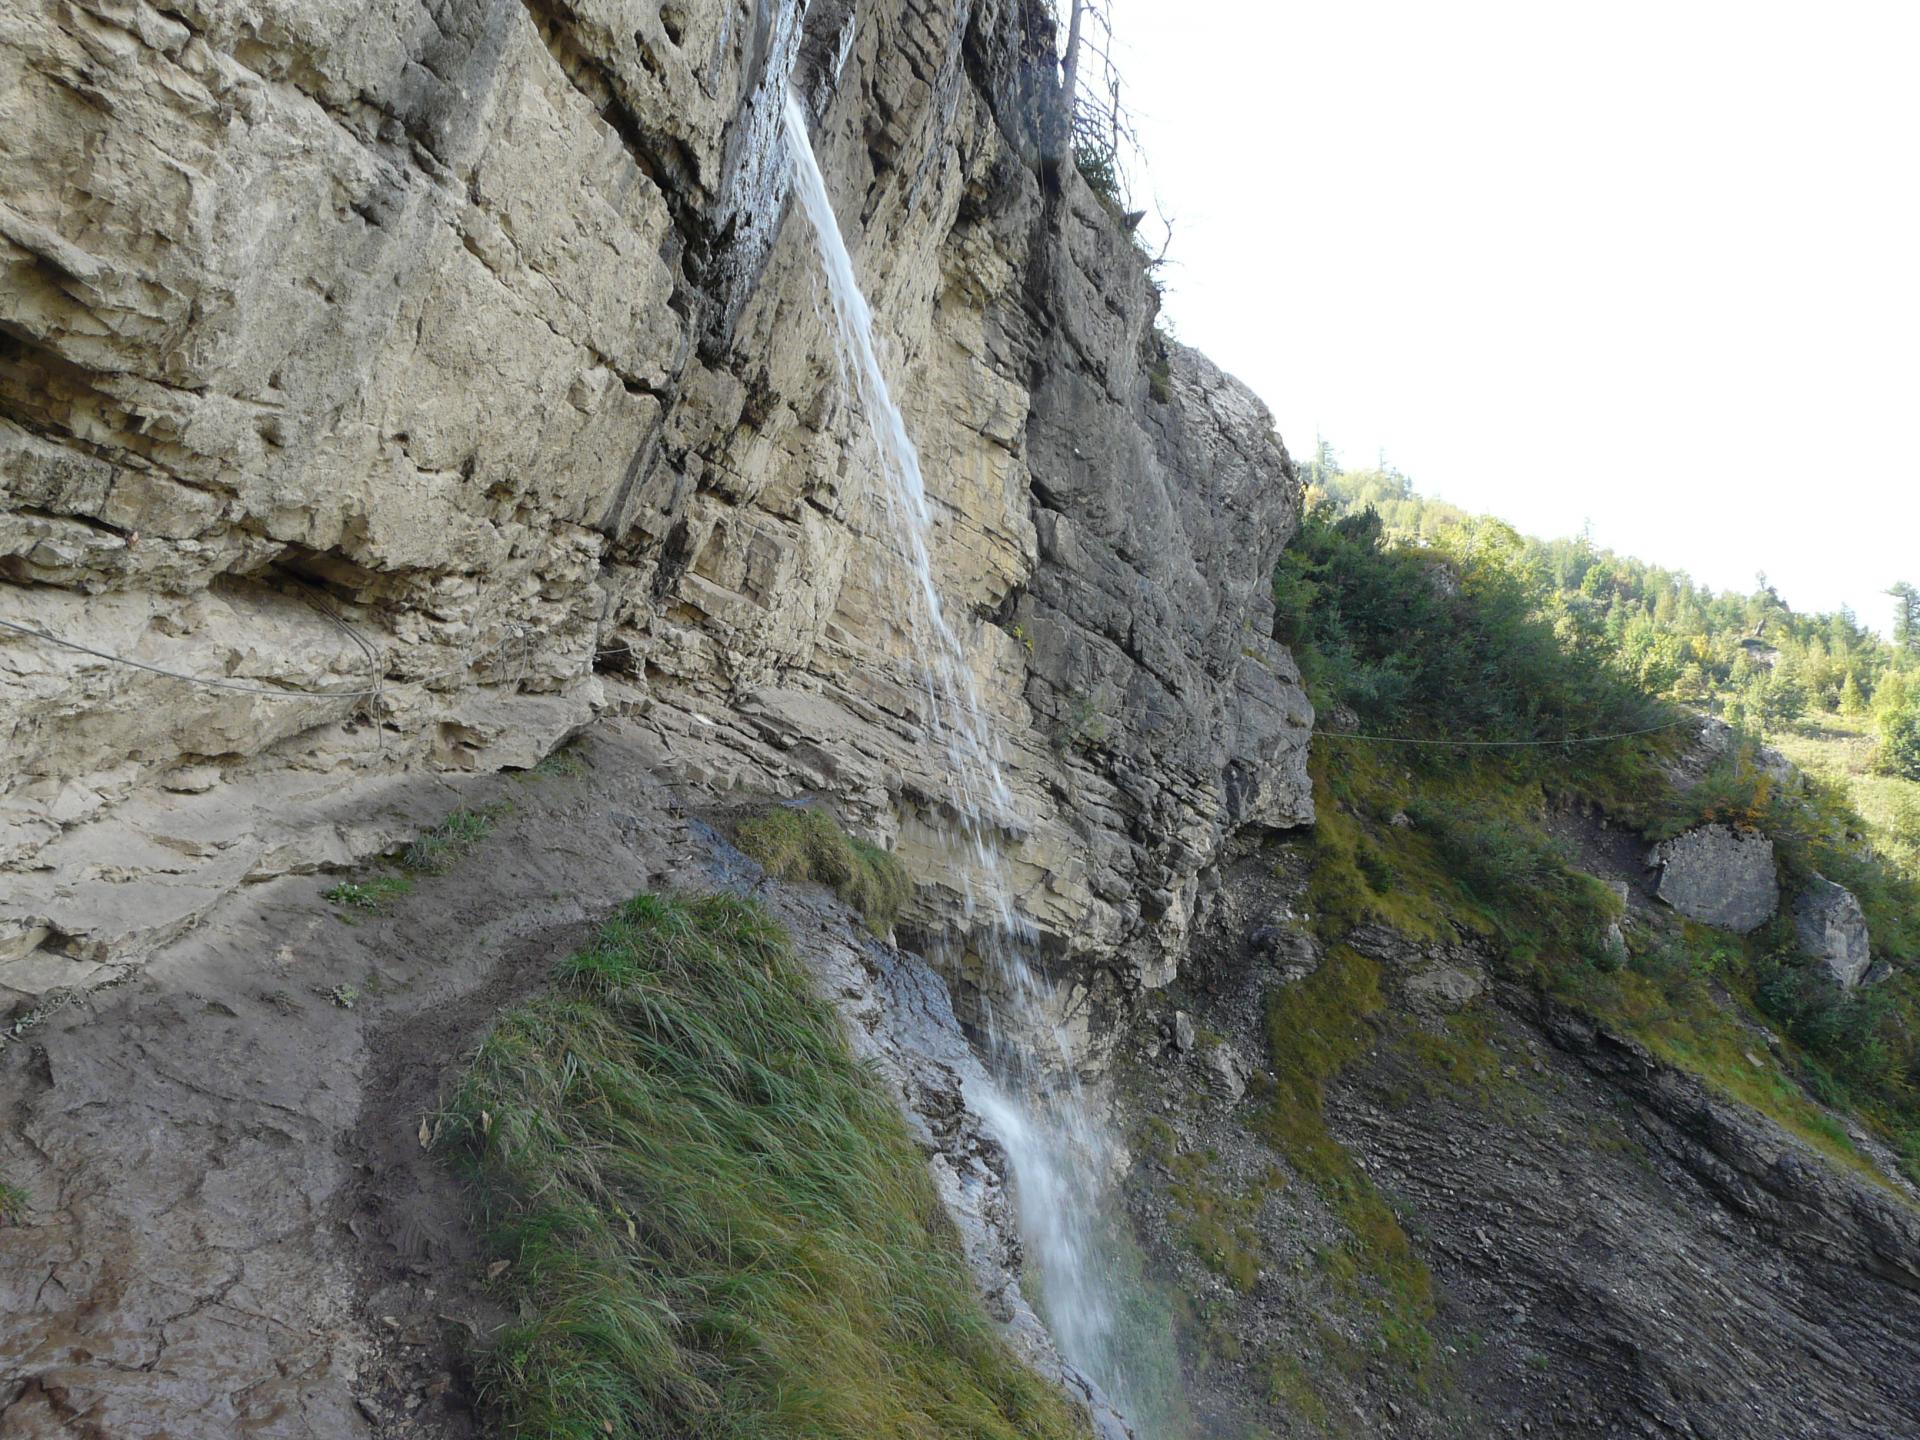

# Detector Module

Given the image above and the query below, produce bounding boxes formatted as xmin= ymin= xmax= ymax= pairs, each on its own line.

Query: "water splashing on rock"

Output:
xmin=782 ymin=92 xmax=1135 ymax=1431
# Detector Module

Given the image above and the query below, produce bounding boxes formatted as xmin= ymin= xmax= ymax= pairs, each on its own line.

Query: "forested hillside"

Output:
xmin=1303 ymin=449 xmax=1920 ymax=876
xmin=1271 ymin=465 xmax=1920 ymax=1183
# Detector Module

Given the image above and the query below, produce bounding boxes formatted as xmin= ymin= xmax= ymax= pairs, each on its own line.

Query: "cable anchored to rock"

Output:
xmin=0 ymin=616 xmax=512 ymax=700
xmin=1314 ymin=716 xmax=1695 ymax=748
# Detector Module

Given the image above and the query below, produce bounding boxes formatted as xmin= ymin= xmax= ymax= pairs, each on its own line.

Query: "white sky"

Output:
xmin=1108 ymin=1 xmax=1919 ymax=634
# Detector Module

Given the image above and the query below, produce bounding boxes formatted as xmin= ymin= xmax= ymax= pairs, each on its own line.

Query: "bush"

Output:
xmin=1879 ymin=700 xmax=1920 ymax=781
xmin=1273 ymin=503 xmax=1664 ymax=751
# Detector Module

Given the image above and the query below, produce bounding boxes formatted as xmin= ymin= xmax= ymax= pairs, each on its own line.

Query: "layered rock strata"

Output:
xmin=0 ymin=0 xmax=1311 ymax=1039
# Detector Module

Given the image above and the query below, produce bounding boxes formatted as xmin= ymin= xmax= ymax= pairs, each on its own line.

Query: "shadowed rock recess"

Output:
xmin=2 ymin=2 xmax=1916 ymax=1439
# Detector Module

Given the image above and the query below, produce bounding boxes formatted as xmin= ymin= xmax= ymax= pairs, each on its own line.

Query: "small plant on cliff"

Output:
xmin=732 ymin=806 xmax=912 ymax=937
xmin=323 ymin=875 xmax=414 ymax=914
xmin=0 ymin=1180 xmax=28 ymax=1225
xmin=402 ymin=802 xmax=513 ymax=874
xmin=440 ymin=892 xmax=1088 ymax=1440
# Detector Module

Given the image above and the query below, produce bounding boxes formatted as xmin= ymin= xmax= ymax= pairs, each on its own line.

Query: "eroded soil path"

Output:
xmin=0 ymin=725 xmax=747 ymax=1437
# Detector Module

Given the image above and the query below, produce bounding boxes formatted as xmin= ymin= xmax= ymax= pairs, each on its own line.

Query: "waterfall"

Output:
xmin=782 ymin=93 xmax=1135 ymax=1428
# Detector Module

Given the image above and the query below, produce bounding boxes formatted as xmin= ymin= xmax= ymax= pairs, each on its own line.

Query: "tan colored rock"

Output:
xmin=0 ymin=0 xmax=1311 ymax=1063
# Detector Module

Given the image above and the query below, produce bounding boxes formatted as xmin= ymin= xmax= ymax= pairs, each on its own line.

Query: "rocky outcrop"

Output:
xmin=0 ymin=0 xmax=1309 ymax=1031
xmin=1797 ymin=874 xmax=1874 ymax=988
xmin=1117 ymin=838 xmax=1920 ymax=1440
xmin=1649 ymin=823 xmax=1779 ymax=933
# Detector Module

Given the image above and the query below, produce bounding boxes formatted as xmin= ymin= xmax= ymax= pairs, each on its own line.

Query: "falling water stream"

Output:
xmin=782 ymin=94 xmax=1134 ymax=1427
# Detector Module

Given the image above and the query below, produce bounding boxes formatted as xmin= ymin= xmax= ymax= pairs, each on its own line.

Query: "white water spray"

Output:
xmin=782 ymin=93 xmax=1133 ymax=1422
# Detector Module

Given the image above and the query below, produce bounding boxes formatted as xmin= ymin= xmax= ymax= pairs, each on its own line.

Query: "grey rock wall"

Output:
xmin=0 ymin=0 xmax=1311 ymax=1035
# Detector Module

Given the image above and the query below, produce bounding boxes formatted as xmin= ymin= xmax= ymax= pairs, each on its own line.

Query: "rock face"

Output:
xmin=1649 ymin=823 xmax=1779 ymax=933
xmin=0 ymin=0 xmax=1310 ymax=1031
xmin=0 ymin=724 xmax=1119 ymax=1437
xmin=1118 ymin=837 xmax=1920 ymax=1440
xmin=1797 ymin=874 xmax=1873 ymax=987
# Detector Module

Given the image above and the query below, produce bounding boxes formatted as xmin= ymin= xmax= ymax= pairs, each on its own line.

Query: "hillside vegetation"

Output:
xmin=1306 ymin=450 xmax=1920 ymax=784
xmin=1273 ymin=466 xmax=1920 ymax=1184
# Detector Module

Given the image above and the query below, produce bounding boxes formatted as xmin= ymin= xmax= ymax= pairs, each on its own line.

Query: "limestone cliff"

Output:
xmin=0 ymin=0 xmax=1311 ymax=1028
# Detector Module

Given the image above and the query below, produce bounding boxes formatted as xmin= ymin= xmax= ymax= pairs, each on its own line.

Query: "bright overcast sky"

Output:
xmin=1109 ymin=1 xmax=1918 ymax=633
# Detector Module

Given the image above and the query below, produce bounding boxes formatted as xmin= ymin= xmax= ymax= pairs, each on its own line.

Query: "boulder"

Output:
xmin=1405 ymin=964 xmax=1487 ymax=1015
xmin=1795 ymin=876 xmax=1873 ymax=988
xmin=1648 ymin=825 xmax=1778 ymax=933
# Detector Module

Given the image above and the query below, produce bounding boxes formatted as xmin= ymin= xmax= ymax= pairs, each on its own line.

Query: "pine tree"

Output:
xmin=1839 ymin=672 xmax=1867 ymax=716
xmin=1891 ymin=582 xmax=1920 ymax=654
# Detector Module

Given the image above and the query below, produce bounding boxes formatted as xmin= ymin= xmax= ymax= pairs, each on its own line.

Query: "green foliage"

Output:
xmin=1410 ymin=805 xmax=1622 ymax=975
xmin=321 ymin=802 xmax=514 ymax=919
xmin=1274 ymin=502 xmax=1663 ymax=747
xmin=1659 ymin=741 xmax=1920 ymax=961
xmin=523 ymin=743 xmax=590 ymax=780
xmin=1139 ymin=1118 xmax=1284 ymax=1293
xmin=1074 ymin=143 xmax=1124 ymax=210
xmin=1276 ymin=469 xmax=1920 ymax=1195
xmin=1839 ymin=672 xmax=1867 ymax=715
xmin=1257 ymin=944 xmax=1437 ymax=1379
xmin=442 ymin=892 xmax=1090 ymax=1440
xmin=0 ymin=1180 xmax=27 ymax=1225
xmin=403 ymin=803 xmax=512 ymax=874
xmin=732 ymin=807 xmax=912 ymax=937
xmin=1892 ymin=582 xmax=1920 ymax=655
xmin=1147 ymin=356 xmax=1172 ymax=405
xmin=1310 ymin=461 xmax=1917 ymax=738
xmin=323 ymin=875 xmax=415 ymax=914
xmin=1878 ymin=698 xmax=1920 ymax=781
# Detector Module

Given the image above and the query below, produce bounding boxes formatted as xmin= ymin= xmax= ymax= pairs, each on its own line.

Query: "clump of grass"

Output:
xmin=733 ymin=807 xmax=911 ymax=937
xmin=522 ymin=744 xmax=589 ymax=781
xmin=323 ymin=875 xmax=415 ymax=913
xmin=403 ymin=802 xmax=513 ymax=874
xmin=1139 ymin=1118 xmax=1284 ymax=1294
xmin=0 ymin=1180 xmax=28 ymax=1225
xmin=441 ymin=891 xmax=1089 ymax=1440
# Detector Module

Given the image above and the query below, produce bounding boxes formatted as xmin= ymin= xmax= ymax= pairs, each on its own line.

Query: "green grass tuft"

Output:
xmin=522 ymin=744 xmax=590 ymax=781
xmin=0 ymin=1180 xmax=27 ymax=1225
xmin=733 ymin=807 xmax=912 ymax=937
xmin=441 ymin=891 xmax=1089 ymax=1440
xmin=402 ymin=802 xmax=513 ymax=874
xmin=323 ymin=875 xmax=415 ymax=913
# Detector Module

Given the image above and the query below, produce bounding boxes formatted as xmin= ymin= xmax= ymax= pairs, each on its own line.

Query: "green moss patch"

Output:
xmin=442 ymin=891 xmax=1087 ymax=1440
xmin=1257 ymin=944 xmax=1438 ymax=1381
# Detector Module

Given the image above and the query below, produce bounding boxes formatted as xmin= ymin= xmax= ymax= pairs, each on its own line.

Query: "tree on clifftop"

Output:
xmin=1891 ymin=581 xmax=1920 ymax=655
